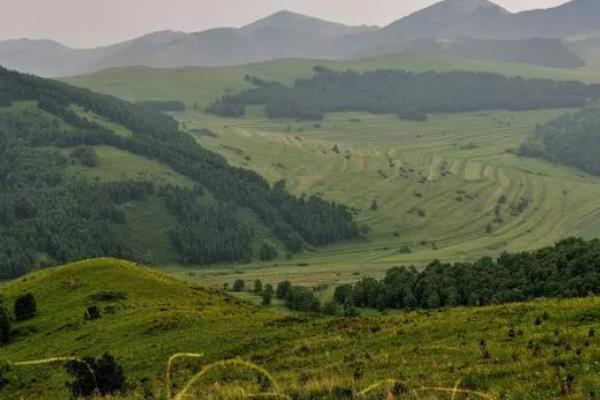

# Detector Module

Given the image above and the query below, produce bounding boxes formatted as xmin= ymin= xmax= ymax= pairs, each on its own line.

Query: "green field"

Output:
xmin=63 ymin=52 xmax=600 ymax=288
xmin=64 ymin=52 xmax=600 ymax=111
xmin=151 ymin=107 xmax=600 ymax=288
xmin=1 ymin=259 xmax=599 ymax=399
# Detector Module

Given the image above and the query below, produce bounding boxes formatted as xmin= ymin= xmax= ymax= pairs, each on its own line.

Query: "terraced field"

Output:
xmin=147 ymin=107 xmax=600 ymax=288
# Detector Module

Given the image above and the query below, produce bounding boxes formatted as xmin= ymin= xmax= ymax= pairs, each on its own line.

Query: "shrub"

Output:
xmin=70 ymin=146 xmax=98 ymax=167
xmin=322 ymin=301 xmax=339 ymax=316
xmin=262 ymin=287 xmax=273 ymax=306
xmin=276 ymin=281 xmax=292 ymax=299
xmin=0 ymin=305 xmax=10 ymax=344
xmin=254 ymin=279 xmax=263 ymax=293
xmin=232 ymin=279 xmax=245 ymax=292
xmin=14 ymin=293 xmax=37 ymax=321
xmin=84 ymin=305 xmax=101 ymax=320
xmin=66 ymin=352 xmax=126 ymax=396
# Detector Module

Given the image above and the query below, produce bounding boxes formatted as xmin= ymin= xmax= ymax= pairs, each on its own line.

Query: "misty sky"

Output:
xmin=1 ymin=0 xmax=570 ymax=48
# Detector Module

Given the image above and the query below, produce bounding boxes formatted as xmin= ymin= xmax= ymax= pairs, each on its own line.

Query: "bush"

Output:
xmin=262 ymin=285 xmax=273 ymax=306
xmin=254 ymin=279 xmax=263 ymax=293
xmin=14 ymin=293 xmax=37 ymax=321
xmin=276 ymin=281 xmax=292 ymax=299
xmin=84 ymin=305 xmax=101 ymax=320
xmin=232 ymin=279 xmax=245 ymax=292
xmin=0 ymin=305 xmax=10 ymax=344
xmin=70 ymin=146 xmax=98 ymax=167
xmin=66 ymin=352 xmax=126 ymax=396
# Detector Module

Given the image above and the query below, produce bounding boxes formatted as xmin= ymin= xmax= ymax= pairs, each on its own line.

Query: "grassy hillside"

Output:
xmin=64 ymin=53 xmax=600 ymax=110
xmin=1 ymin=258 xmax=599 ymax=399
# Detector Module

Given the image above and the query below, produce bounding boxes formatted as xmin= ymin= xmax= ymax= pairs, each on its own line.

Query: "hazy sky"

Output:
xmin=1 ymin=0 xmax=570 ymax=48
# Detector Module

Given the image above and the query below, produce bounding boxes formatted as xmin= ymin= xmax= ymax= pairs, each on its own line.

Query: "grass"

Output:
xmin=153 ymin=107 xmax=600 ymax=289
xmin=63 ymin=145 xmax=194 ymax=187
xmin=1 ymin=259 xmax=599 ymax=399
xmin=63 ymin=52 xmax=600 ymax=111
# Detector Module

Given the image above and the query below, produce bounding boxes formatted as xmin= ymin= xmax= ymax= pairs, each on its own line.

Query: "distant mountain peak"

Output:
xmin=406 ymin=0 xmax=510 ymax=20
xmin=241 ymin=9 xmax=374 ymax=36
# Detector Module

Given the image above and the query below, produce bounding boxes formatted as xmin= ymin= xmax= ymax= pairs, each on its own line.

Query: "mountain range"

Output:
xmin=0 ymin=0 xmax=598 ymax=77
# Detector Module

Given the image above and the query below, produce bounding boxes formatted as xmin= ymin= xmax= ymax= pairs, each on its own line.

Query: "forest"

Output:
xmin=0 ymin=67 xmax=358 ymax=278
xmin=335 ymin=238 xmax=600 ymax=311
xmin=518 ymin=107 xmax=600 ymax=175
xmin=206 ymin=67 xmax=600 ymax=121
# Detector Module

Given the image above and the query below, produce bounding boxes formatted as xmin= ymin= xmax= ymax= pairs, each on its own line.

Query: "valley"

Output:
xmin=2 ymin=1 xmax=600 ymax=398
xmin=65 ymin=54 xmax=600 ymax=288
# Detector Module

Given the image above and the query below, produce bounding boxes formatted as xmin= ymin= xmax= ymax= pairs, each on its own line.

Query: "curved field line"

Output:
xmin=173 ymin=359 xmax=282 ymax=400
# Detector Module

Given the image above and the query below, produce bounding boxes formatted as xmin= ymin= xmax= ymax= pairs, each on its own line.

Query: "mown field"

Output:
xmin=1 ymin=259 xmax=599 ymax=399
xmin=153 ymin=107 xmax=600 ymax=288
xmin=64 ymin=52 xmax=600 ymax=288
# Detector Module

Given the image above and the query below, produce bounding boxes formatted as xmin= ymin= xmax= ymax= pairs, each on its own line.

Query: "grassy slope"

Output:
xmin=63 ymin=53 xmax=600 ymax=288
xmin=64 ymin=52 xmax=600 ymax=110
xmin=1 ymin=259 xmax=599 ymax=399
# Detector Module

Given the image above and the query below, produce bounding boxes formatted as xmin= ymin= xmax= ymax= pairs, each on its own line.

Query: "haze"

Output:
xmin=1 ymin=0 xmax=571 ymax=48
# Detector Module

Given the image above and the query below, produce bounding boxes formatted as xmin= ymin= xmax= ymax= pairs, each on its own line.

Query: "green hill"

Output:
xmin=1 ymin=258 xmax=599 ymax=399
xmin=63 ymin=53 xmax=600 ymax=111
xmin=0 ymin=67 xmax=358 ymax=279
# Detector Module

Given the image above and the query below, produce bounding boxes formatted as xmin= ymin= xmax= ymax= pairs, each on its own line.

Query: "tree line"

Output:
xmin=206 ymin=67 xmax=600 ymax=121
xmin=334 ymin=238 xmax=600 ymax=311
xmin=518 ymin=107 xmax=600 ymax=176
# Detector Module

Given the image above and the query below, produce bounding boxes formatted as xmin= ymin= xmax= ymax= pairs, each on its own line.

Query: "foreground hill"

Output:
xmin=2 ymin=0 xmax=600 ymax=76
xmin=0 ymin=66 xmax=358 ymax=279
xmin=0 ymin=258 xmax=599 ymax=399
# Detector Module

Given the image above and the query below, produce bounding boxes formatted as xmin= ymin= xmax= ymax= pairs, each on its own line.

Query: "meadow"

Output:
xmin=1 ymin=259 xmax=599 ymax=399
xmin=157 ymin=106 xmax=600 ymax=288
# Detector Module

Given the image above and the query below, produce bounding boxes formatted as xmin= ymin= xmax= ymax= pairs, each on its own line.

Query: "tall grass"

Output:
xmin=10 ymin=353 xmax=499 ymax=399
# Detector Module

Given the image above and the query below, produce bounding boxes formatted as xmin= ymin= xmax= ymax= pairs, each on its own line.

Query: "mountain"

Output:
xmin=340 ymin=0 xmax=600 ymax=57
xmin=1 ymin=0 xmax=599 ymax=76
xmin=0 ymin=66 xmax=358 ymax=279
xmin=401 ymin=37 xmax=585 ymax=68
xmin=0 ymin=13 xmax=373 ymax=77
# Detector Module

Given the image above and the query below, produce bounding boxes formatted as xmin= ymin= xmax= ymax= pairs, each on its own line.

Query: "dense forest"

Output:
xmin=518 ymin=107 xmax=600 ymax=175
xmin=0 ymin=67 xmax=358 ymax=278
xmin=206 ymin=67 xmax=600 ymax=121
xmin=335 ymin=238 xmax=600 ymax=312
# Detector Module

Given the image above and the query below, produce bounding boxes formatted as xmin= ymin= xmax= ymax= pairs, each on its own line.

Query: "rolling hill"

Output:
xmin=0 ymin=66 xmax=359 ymax=279
xmin=0 ymin=258 xmax=599 ymax=399
xmin=2 ymin=0 xmax=600 ymax=76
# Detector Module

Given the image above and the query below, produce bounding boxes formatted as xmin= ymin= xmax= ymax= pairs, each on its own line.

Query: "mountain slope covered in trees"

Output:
xmin=0 ymin=67 xmax=358 ymax=278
